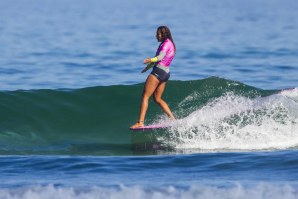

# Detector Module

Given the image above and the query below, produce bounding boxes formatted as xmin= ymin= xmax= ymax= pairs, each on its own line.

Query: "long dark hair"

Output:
xmin=157 ymin=26 xmax=176 ymax=53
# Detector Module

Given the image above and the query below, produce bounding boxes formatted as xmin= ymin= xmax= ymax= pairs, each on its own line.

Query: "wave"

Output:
xmin=0 ymin=183 xmax=297 ymax=199
xmin=0 ymin=77 xmax=297 ymax=155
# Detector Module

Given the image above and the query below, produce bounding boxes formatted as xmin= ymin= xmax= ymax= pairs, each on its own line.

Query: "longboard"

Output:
xmin=130 ymin=123 xmax=171 ymax=131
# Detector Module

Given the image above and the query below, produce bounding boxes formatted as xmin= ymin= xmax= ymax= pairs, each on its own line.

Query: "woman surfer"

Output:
xmin=130 ymin=26 xmax=176 ymax=129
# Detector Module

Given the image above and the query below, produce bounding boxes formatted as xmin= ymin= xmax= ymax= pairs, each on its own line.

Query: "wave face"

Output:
xmin=0 ymin=77 xmax=297 ymax=155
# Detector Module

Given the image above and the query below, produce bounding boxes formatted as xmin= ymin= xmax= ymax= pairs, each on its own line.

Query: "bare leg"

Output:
xmin=130 ymin=75 xmax=160 ymax=129
xmin=154 ymin=81 xmax=175 ymax=119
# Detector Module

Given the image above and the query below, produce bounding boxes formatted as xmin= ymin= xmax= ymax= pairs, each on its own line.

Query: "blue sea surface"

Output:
xmin=0 ymin=0 xmax=298 ymax=90
xmin=0 ymin=0 xmax=298 ymax=198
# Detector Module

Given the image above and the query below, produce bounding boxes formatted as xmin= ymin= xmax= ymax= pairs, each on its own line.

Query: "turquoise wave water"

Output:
xmin=1 ymin=77 xmax=297 ymax=155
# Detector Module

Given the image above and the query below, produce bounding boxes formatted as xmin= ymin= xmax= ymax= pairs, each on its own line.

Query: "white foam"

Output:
xmin=0 ymin=183 xmax=297 ymax=199
xmin=162 ymin=90 xmax=298 ymax=151
xmin=279 ymin=88 xmax=298 ymax=102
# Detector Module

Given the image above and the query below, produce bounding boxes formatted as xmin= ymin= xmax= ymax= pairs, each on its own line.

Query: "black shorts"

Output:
xmin=151 ymin=66 xmax=170 ymax=82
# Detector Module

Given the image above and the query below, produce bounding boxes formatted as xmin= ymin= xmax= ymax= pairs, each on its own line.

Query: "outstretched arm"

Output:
xmin=144 ymin=51 xmax=166 ymax=64
xmin=141 ymin=51 xmax=166 ymax=73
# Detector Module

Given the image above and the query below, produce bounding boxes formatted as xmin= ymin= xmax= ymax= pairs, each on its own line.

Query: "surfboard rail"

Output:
xmin=129 ymin=123 xmax=171 ymax=131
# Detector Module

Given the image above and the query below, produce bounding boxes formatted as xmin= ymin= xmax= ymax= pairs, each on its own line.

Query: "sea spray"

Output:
xmin=161 ymin=90 xmax=298 ymax=151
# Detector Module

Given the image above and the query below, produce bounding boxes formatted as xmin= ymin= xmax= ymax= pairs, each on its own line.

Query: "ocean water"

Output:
xmin=1 ymin=0 xmax=298 ymax=198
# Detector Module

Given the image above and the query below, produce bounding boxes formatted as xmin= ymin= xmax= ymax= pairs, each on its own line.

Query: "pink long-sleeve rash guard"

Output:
xmin=155 ymin=38 xmax=175 ymax=67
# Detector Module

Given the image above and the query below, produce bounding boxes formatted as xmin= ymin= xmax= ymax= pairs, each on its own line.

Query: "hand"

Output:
xmin=143 ymin=58 xmax=151 ymax=64
xmin=141 ymin=67 xmax=147 ymax=73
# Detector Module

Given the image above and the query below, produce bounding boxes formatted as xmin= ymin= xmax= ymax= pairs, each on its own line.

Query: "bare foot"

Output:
xmin=130 ymin=121 xmax=144 ymax=129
